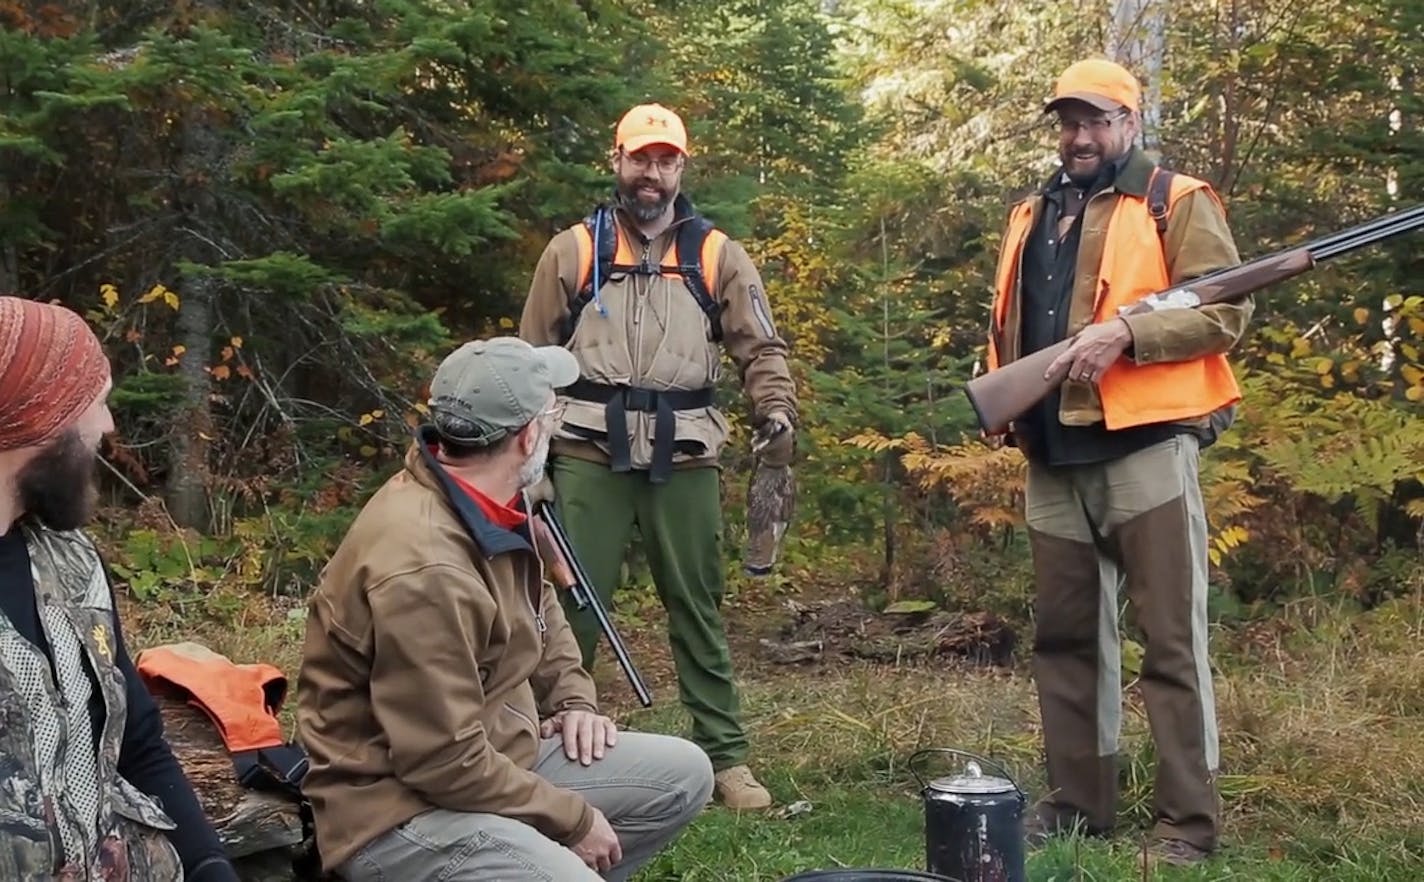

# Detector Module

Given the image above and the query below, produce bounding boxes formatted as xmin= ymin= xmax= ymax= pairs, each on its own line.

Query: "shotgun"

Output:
xmin=531 ymin=500 xmax=653 ymax=708
xmin=964 ymin=203 xmax=1424 ymax=435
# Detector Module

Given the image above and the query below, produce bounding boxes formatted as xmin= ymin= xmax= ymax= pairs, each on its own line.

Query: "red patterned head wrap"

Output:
xmin=0 ymin=296 xmax=111 ymax=452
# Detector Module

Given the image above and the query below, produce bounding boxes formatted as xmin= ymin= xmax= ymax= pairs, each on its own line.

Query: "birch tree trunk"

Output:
xmin=1108 ymin=0 xmax=1167 ymax=160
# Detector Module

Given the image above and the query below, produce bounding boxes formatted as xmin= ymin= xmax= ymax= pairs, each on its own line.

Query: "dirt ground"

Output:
xmin=589 ymin=576 xmax=1018 ymax=715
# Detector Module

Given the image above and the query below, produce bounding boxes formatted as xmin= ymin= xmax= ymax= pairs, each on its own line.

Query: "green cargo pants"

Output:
xmin=550 ymin=456 xmax=748 ymax=771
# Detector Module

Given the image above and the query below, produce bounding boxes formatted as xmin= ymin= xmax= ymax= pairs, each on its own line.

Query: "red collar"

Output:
xmin=430 ymin=446 xmax=527 ymax=530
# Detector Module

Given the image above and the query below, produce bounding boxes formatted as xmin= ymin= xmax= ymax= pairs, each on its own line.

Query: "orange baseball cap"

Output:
xmin=615 ymin=103 xmax=689 ymax=156
xmin=1045 ymin=59 xmax=1141 ymax=113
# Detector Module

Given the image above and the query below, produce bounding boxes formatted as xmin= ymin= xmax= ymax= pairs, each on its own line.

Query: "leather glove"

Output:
xmin=752 ymin=411 xmax=795 ymax=467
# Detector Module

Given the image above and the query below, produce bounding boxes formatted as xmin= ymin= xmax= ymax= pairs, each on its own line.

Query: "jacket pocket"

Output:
xmin=112 ymin=775 xmax=178 ymax=831
xmin=0 ymin=807 xmax=58 ymax=871
xmin=503 ymin=701 xmax=539 ymax=739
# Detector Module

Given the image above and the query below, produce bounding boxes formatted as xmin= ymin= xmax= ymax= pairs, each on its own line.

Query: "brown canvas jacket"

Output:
xmin=296 ymin=431 xmax=599 ymax=872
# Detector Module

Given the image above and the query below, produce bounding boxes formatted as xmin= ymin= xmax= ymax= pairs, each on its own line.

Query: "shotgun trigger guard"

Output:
xmin=1127 ymin=287 xmax=1201 ymax=313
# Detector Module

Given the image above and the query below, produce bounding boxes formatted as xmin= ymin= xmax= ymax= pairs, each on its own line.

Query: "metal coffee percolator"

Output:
xmin=908 ymin=749 xmax=1026 ymax=882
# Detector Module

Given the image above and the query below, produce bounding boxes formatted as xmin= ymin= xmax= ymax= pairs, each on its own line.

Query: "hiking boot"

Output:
xmin=713 ymin=764 xmax=772 ymax=810
xmin=1142 ymin=837 xmax=1212 ymax=868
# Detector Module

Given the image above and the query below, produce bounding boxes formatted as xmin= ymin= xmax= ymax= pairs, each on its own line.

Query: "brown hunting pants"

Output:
xmin=1025 ymin=435 xmax=1220 ymax=851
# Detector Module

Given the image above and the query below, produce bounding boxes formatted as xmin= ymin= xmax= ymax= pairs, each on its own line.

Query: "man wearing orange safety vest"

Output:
xmin=520 ymin=104 xmax=798 ymax=810
xmin=985 ymin=60 xmax=1252 ymax=867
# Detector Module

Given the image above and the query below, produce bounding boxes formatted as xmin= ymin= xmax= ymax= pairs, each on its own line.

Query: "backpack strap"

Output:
xmin=669 ymin=215 xmax=727 ymax=342
xmin=1147 ymin=166 xmax=1175 ymax=243
xmin=563 ymin=206 xmax=622 ymax=343
xmin=563 ymin=204 xmax=729 ymax=344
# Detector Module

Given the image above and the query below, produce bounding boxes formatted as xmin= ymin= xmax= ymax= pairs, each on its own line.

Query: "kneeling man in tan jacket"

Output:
xmin=296 ymin=337 xmax=714 ymax=881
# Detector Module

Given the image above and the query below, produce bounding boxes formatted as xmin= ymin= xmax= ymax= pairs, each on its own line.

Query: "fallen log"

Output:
xmin=156 ymin=695 xmax=306 ymax=880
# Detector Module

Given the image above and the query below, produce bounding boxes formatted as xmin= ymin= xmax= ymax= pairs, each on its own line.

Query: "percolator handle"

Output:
xmin=906 ymin=748 xmax=1027 ymax=800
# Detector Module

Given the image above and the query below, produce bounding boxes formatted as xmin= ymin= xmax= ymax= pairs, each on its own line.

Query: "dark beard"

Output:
xmin=16 ymin=430 xmax=98 ymax=532
xmin=615 ymin=179 xmax=673 ymax=223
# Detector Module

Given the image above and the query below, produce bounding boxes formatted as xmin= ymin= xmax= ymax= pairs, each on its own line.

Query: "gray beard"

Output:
xmin=518 ymin=430 xmax=551 ymax=490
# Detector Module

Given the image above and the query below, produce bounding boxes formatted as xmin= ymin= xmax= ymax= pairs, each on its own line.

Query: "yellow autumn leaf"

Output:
xmin=230 ymin=336 xmax=244 ymax=349
xmin=1353 ymin=307 xmax=1370 ymax=325
xmin=371 ymin=409 xmax=385 ymax=419
xmin=1410 ymin=318 xmax=1424 ymax=336
xmin=1319 ymin=373 xmax=1335 ymax=389
xmin=358 ymin=413 xmax=374 ymax=426
xmin=413 ymin=402 xmax=430 ymax=414
xmin=1314 ymin=358 xmax=1333 ymax=375
xmin=1407 ymin=385 xmax=1424 ymax=403
xmin=360 ymin=445 xmax=378 ymax=457
xmin=1290 ymin=337 xmax=1311 ymax=357
xmin=1403 ymin=344 xmax=1421 ymax=362
xmin=139 ymin=284 xmax=166 ymax=304
xmin=1402 ymin=364 xmax=1424 ymax=386
xmin=171 ymin=344 xmax=186 ymax=356
xmin=163 ymin=290 xmax=180 ymax=310
xmin=100 ymin=284 xmax=120 ymax=309
xmin=498 ymin=317 xmax=515 ymax=329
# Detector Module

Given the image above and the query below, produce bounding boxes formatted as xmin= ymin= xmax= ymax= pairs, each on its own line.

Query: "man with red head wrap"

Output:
xmin=0 ymin=296 xmax=239 ymax=881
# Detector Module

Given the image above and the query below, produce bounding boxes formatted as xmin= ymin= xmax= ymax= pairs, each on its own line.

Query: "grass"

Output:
xmin=616 ymin=595 xmax=1424 ymax=881
xmin=121 ymin=573 xmax=1424 ymax=881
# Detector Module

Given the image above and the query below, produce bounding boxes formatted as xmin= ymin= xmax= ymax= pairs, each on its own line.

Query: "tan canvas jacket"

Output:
xmin=520 ymin=199 xmax=798 ymax=469
xmin=296 ymin=435 xmax=599 ymax=872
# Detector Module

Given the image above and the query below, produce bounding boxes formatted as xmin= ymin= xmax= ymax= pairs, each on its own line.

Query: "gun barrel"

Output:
xmin=533 ymin=501 xmax=654 ymax=708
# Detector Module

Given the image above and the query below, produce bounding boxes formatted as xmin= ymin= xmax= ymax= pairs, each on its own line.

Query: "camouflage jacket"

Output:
xmin=0 ymin=522 xmax=182 ymax=881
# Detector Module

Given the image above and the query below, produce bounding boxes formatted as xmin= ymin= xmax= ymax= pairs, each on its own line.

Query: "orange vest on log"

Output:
xmin=989 ymin=171 xmax=1242 ymax=430
xmin=137 ymin=642 xmax=308 ymax=794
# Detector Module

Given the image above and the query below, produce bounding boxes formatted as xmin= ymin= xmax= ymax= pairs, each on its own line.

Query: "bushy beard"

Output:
xmin=517 ymin=427 xmax=551 ymax=490
xmin=16 ymin=430 xmax=98 ymax=532
xmin=616 ymin=177 xmax=673 ymax=223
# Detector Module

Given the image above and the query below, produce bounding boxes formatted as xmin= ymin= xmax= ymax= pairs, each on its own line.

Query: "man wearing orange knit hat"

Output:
xmin=0 ymin=296 xmax=239 ymax=880
xmin=982 ymin=60 xmax=1252 ymax=866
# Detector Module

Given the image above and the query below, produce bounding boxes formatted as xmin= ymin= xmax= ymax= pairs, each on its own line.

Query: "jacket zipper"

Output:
xmin=526 ymin=564 xmax=547 ymax=642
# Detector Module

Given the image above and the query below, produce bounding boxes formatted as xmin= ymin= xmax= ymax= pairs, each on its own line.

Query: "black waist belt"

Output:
xmin=566 ymin=379 xmax=715 ymax=482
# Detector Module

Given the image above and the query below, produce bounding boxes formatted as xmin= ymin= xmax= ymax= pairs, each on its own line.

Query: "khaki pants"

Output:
xmin=1025 ymin=435 xmax=1220 ymax=850
xmin=337 ymin=732 xmax=713 ymax=881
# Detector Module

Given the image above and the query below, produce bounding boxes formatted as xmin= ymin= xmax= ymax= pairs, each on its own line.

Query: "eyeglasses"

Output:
xmin=1056 ymin=110 xmax=1128 ymax=135
xmin=621 ymin=151 xmax=683 ymax=174
xmin=537 ymin=400 xmax=567 ymax=423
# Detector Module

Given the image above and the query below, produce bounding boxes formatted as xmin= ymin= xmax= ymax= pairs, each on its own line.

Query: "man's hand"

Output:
xmin=540 ymin=710 xmax=618 ymax=766
xmin=1046 ymin=318 xmax=1134 ymax=384
xmin=752 ymin=410 xmax=795 ymax=467
xmin=571 ymin=807 xmax=622 ymax=872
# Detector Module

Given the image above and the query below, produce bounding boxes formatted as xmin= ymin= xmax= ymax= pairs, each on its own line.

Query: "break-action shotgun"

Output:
xmin=964 ymin=203 xmax=1424 ymax=435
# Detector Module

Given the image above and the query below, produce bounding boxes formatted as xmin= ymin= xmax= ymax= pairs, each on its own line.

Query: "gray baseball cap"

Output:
xmin=428 ymin=337 xmax=580 ymax=445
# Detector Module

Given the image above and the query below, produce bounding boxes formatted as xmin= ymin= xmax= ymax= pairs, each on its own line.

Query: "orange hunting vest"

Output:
xmin=988 ymin=172 xmax=1242 ymax=431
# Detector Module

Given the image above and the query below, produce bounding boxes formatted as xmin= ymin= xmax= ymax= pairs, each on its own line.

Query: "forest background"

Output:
xmin=2 ymin=0 xmax=1423 ymax=879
